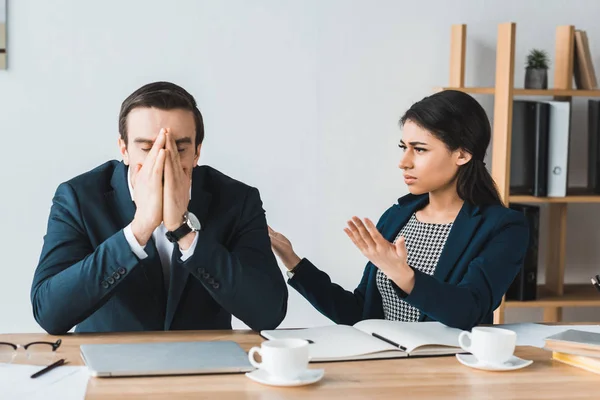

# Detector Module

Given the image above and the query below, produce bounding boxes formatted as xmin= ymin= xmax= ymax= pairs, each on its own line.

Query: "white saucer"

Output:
xmin=245 ymin=368 xmax=325 ymax=387
xmin=456 ymin=353 xmax=533 ymax=371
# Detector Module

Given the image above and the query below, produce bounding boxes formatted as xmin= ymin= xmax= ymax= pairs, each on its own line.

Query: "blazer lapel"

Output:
xmin=164 ymin=167 xmax=212 ymax=330
xmin=432 ymin=201 xmax=482 ymax=284
xmin=107 ymin=162 xmax=166 ymax=314
xmin=380 ymin=195 xmax=429 ymax=242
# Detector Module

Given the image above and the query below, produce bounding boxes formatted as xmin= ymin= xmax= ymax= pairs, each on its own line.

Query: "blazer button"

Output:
xmin=113 ymin=272 xmax=120 ymax=280
xmin=102 ymin=281 xmax=109 ymax=289
xmin=198 ymin=267 xmax=205 ymax=273
xmin=118 ymin=267 xmax=126 ymax=275
xmin=207 ymin=278 xmax=214 ymax=285
xmin=202 ymin=272 xmax=210 ymax=279
xmin=213 ymin=282 xmax=220 ymax=289
xmin=107 ymin=277 xmax=115 ymax=285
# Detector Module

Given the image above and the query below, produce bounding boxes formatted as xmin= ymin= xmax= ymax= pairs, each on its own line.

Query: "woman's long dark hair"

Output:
xmin=399 ymin=90 xmax=503 ymax=206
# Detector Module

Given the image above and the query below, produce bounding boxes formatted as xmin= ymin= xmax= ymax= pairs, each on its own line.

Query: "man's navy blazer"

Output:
xmin=289 ymin=194 xmax=529 ymax=330
xmin=31 ymin=160 xmax=288 ymax=334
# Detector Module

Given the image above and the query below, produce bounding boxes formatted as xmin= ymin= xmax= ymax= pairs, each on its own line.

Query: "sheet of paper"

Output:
xmin=499 ymin=323 xmax=600 ymax=348
xmin=0 ymin=362 xmax=89 ymax=400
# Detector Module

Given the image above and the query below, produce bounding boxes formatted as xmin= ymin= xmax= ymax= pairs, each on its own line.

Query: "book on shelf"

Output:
xmin=574 ymin=30 xmax=598 ymax=90
xmin=261 ymin=321 xmax=464 ymax=362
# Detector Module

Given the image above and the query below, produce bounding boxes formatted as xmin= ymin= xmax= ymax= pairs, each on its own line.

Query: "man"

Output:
xmin=31 ymin=81 xmax=288 ymax=334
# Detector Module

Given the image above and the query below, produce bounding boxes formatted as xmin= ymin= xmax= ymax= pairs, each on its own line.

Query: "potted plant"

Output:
xmin=525 ymin=49 xmax=550 ymax=89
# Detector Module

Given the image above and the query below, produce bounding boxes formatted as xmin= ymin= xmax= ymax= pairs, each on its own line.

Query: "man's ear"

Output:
xmin=193 ymin=143 xmax=202 ymax=165
xmin=118 ymin=137 xmax=130 ymax=165
xmin=455 ymin=148 xmax=473 ymax=167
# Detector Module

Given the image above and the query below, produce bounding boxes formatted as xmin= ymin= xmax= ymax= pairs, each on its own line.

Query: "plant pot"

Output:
xmin=524 ymin=68 xmax=548 ymax=89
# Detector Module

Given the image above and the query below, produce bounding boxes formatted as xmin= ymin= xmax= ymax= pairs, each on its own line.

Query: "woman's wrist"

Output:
xmin=390 ymin=262 xmax=416 ymax=294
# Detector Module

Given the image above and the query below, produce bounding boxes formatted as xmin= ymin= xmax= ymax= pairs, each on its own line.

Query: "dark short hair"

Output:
xmin=118 ymin=81 xmax=204 ymax=147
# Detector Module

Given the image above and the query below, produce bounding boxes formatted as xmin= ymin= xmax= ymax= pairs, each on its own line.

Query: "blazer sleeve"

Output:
xmin=31 ymin=183 xmax=141 ymax=335
xmin=398 ymin=210 xmax=529 ymax=330
xmin=288 ymin=207 xmax=393 ymax=325
xmin=176 ymin=187 xmax=288 ymax=331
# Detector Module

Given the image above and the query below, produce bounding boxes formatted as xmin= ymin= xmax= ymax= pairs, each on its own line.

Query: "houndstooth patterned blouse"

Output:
xmin=376 ymin=213 xmax=453 ymax=321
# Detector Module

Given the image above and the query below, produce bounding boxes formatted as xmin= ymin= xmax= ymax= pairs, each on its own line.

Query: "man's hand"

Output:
xmin=163 ymin=130 xmax=192 ymax=234
xmin=268 ymin=226 xmax=302 ymax=271
xmin=131 ymin=129 xmax=167 ymax=246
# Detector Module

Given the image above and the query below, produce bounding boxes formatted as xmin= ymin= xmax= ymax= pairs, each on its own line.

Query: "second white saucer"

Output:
xmin=456 ymin=353 xmax=533 ymax=371
xmin=245 ymin=368 xmax=325 ymax=387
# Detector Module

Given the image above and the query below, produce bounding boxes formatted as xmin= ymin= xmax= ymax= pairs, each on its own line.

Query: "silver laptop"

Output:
xmin=80 ymin=341 xmax=254 ymax=377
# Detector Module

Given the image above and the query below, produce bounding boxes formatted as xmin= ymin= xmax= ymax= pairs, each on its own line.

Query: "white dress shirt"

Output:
xmin=122 ymin=170 xmax=199 ymax=291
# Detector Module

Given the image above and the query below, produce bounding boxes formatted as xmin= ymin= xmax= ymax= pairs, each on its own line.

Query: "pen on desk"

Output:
xmin=30 ymin=358 xmax=66 ymax=379
xmin=372 ymin=332 xmax=407 ymax=352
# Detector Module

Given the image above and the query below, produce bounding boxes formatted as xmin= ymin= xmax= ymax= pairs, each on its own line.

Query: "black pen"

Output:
xmin=30 ymin=358 xmax=66 ymax=379
xmin=372 ymin=332 xmax=407 ymax=352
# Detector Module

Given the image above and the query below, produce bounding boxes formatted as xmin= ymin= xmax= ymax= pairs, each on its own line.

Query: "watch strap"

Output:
xmin=166 ymin=222 xmax=192 ymax=243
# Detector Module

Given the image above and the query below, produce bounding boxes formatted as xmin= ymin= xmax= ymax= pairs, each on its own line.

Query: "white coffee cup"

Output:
xmin=248 ymin=339 xmax=310 ymax=381
xmin=458 ymin=327 xmax=516 ymax=366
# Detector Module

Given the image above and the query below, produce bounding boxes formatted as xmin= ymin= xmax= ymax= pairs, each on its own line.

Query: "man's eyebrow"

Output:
xmin=133 ymin=138 xmax=154 ymax=145
xmin=132 ymin=137 xmax=193 ymax=146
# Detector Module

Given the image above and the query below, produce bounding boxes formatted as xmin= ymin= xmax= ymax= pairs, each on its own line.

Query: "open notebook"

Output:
xmin=261 ymin=320 xmax=464 ymax=362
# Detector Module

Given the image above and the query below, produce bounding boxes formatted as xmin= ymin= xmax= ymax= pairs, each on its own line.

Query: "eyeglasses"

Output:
xmin=0 ymin=339 xmax=62 ymax=365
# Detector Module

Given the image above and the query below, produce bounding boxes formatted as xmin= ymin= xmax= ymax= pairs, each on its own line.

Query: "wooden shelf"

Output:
xmin=509 ymin=195 xmax=600 ymax=204
xmin=505 ymin=284 xmax=600 ymax=308
xmin=437 ymin=86 xmax=600 ymax=97
xmin=445 ymin=23 xmax=600 ymax=324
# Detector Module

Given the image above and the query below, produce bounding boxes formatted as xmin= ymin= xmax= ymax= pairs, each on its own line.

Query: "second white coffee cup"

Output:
xmin=248 ymin=338 xmax=310 ymax=381
xmin=458 ymin=327 xmax=516 ymax=366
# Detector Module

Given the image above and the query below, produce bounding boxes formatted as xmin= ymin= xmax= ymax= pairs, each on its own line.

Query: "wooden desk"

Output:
xmin=0 ymin=330 xmax=597 ymax=399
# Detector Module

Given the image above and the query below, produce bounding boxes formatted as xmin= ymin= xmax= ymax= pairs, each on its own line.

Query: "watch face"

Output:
xmin=186 ymin=212 xmax=202 ymax=231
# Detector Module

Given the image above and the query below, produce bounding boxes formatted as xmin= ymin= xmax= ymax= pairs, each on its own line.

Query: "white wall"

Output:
xmin=1 ymin=0 xmax=600 ymax=333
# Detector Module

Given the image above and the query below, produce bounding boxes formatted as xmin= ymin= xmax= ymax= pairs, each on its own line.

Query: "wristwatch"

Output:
xmin=165 ymin=211 xmax=202 ymax=243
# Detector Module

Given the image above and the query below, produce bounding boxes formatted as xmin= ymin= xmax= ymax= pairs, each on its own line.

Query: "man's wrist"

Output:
xmin=131 ymin=218 xmax=153 ymax=246
xmin=178 ymin=231 xmax=197 ymax=251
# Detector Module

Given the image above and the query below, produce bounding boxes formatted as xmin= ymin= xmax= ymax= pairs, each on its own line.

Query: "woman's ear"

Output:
xmin=455 ymin=149 xmax=473 ymax=166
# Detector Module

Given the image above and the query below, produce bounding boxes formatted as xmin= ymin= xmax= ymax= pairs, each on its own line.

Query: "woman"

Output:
xmin=268 ymin=90 xmax=529 ymax=330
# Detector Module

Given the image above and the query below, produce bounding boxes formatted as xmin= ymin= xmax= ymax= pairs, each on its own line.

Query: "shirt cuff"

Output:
xmin=123 ymin=223 xmax=148 ymax=260
xmin=179 ymin=232 xmax=199 ymax=262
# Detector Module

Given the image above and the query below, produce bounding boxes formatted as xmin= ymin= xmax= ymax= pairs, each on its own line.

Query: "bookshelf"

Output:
xmin=440 ymin=23 xmax=600 ymax=324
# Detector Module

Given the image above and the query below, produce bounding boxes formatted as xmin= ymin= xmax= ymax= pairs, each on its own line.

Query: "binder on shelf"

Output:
xmin=510 ymin=101 xmax=550 ymax=197
xmin=544 ymin=101 xmax=571 ymax=197
xmin=506 ymin=203 xmax=540 ymax=301
xmin=589 ymin=100 xmax=600 ymax=194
